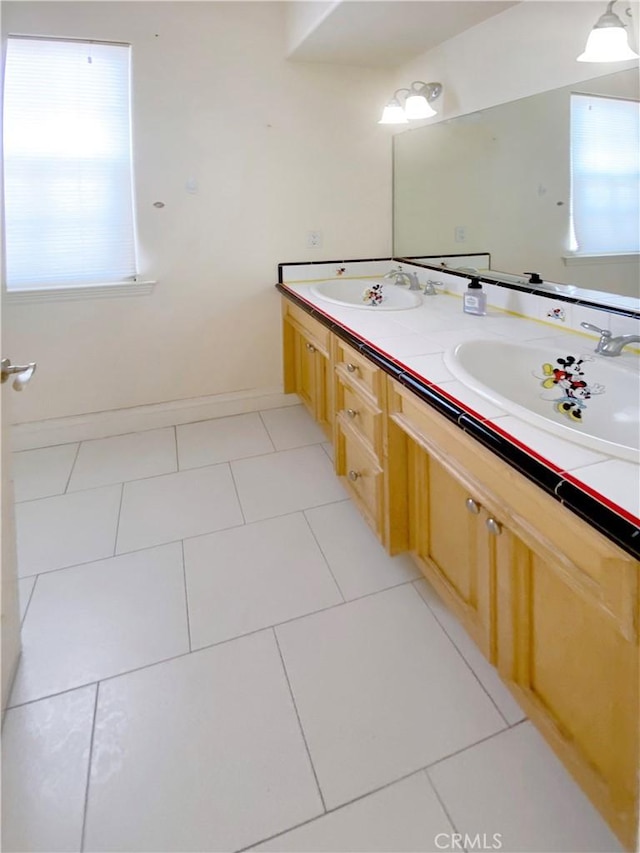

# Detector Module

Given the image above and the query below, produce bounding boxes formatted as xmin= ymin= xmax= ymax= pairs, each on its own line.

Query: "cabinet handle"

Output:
xmin=346 ymin=363 xmax=358 ymax=374
xmin=486 ymin=517 xmax=502 ymax=536
xmin=305 ymin=342 xmax=316 ymax=353
xmin=346 ymin=408 xmax=358 ymax=419
xmin=348 ymin=469 xmax=360 ymax=481
xmin=465 ymin=498 xmax=480 ymax=515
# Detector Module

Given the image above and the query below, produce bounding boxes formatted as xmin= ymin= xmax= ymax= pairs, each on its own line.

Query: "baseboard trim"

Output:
xmin=12 ymin=387 xmax=300 ymax=450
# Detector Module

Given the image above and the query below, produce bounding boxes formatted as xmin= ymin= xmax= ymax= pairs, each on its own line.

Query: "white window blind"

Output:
xmin=570 ymin=93 xmax=640 ymax=256
xmin=3 ymin=37 xmax=137 ymax=291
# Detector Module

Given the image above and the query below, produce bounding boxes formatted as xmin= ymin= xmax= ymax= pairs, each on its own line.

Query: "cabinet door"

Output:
xmin=410 ymin=443 xmax=496 ymax=656
xmin=293 ymin=328 xmax=316 ymax=413
xmin=313 ymin=347 xmax=332 ymax=440
xmin=283 ymin=317 xmax=332 ymax=440
xmin=497 ymin=548 xmax=638 ymax=850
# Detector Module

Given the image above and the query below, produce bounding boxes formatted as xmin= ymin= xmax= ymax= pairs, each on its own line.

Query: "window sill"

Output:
xmin=5 ymin=280 xmax=156 ymax=304
xmin=562 ymin=253 xmax=639 ymax=267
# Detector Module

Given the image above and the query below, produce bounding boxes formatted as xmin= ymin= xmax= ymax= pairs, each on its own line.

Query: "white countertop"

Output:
xmin=284 ymin=282 xmax=640 ymax=526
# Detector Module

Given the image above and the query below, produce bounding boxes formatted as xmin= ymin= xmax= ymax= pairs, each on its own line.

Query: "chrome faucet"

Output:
xmin=581 ymin=322 xmax=640 ymax=357
xmin=384 ymin=267 xmax=421 ymax=290
xmin=422 ymin=279 xmax=440 ymax=295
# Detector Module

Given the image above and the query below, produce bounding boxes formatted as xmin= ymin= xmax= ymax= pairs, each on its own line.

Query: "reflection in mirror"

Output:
xmin=393 ymin=69 xmax=639 ymax=306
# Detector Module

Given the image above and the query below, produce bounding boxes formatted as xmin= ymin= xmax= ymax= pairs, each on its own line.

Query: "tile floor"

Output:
xmin=2 ymin=405 xmax=622 ymax=852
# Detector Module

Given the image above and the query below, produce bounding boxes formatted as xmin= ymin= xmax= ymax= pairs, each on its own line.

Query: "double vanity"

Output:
xmin=277 ymin=258 xmax=640 ymax=850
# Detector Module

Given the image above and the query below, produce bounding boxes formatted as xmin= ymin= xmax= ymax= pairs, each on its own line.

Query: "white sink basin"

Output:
xmin=444 ymin=339 xmax=640 ymax=461
xmin=309 ymin=279 xmax=422 ymax=310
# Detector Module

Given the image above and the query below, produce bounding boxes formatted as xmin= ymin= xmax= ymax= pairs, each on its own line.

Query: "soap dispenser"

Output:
xmin=463 ymin=277 xmax=487 ymax=316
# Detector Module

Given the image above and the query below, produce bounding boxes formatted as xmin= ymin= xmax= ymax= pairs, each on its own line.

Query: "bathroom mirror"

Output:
xmin=393 ymin=68 xmax=639 ymax=305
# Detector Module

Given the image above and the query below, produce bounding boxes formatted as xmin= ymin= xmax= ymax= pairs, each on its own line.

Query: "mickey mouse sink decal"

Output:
xmin=444 ymin=339 xmax=639 ymax=462
xmin=536 ymin=355 xmax=605 ymax=422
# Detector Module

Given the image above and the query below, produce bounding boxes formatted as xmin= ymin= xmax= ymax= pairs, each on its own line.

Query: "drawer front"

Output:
xmin=339 ymin=426 xmax=383 ymax=531
xmin=283 ymin=300 xmax=330 ymax=352
xmin=337 ymin=381 xmax=381 ymax=456
xmin=335 ymin=339 xmax=382 ymax=404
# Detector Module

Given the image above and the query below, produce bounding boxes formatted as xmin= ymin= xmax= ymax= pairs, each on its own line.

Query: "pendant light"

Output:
xmin=577 ymin=0 xmax=639 ymax=62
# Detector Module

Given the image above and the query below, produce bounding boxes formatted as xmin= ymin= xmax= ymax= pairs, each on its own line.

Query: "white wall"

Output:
xmin=395 ymin=1 xmax=640 ymax=119
xmin=3 ymin=1 xmax=393 ymax=424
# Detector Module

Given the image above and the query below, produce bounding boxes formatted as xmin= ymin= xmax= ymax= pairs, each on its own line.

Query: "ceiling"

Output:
xmin=286 ymin=1 xmax=520 ymax=68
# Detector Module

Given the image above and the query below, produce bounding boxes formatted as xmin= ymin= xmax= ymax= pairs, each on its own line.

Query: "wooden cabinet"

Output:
xmin=497 ymin=547 xmax=638 ymax=849
xmin=280 ymin=294 xmax=639 ymax=849
xmin=387 ymin=377 xmax=639 ymax=850
xmin=282 ymin=301 xmax=332 ymax=440
xmin=407 ymin=441 xmax=513 ymax=660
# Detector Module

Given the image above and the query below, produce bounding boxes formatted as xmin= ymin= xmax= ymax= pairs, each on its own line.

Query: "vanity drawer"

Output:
xmin=337 ymin=424 xmax=384 ymax=536
xmin=283 ymin=301 xmax=330 ymax=353
xmin=336 ymin=380 xmax=382 ymax=457
xmin=334 ymin=339 xmax=383 ymax=404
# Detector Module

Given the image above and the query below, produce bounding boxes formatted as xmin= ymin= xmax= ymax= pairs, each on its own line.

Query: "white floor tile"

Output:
xmin=184 ymin=513 xmax=342 ymax=648
xmin=67 ymin=428 xmax=177 ymax=491
xmin=18 ymin=576 xmax=36 ymax=622
xmin=428 ymin=722 xmax=622 ymax=853
xmin=260 ymin=405 xmax=326 ymax=450
xmin=12 ymin=443 xmax=78 ymax=502
xmin=10 ymin=543 xmax=189 ymax=706
xmin=322 ymin=441 xmax=334 ymax=462
xmin=116 ymin=464 xmax=243 ymax=553
xmin=252 ymin=772 xmax=453 ymax=852
xmin=276 ymin=584 xmax=505 ymax=809
xmin=16 ymin=485 xmax=122 ymax=577
xmin=177 ymin=413 xmax=274 ymax=469
xmin=414 ymin=579 xmax=526 ymax=725
xmin=232 ymin=445 xmax=346 ymax=523
xmin=84 ymin=631 xmax=323 ymax=853
xmin=305 ymin=501 xmax=420 ymax=600
xmin=1 ymin=685 xmax=96 ymax=853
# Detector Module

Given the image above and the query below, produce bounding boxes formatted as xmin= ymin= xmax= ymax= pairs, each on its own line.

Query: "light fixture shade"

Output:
xmin=577 ymin=2 xmax=640 ymax=62
xmin=577 ymin=24 xmax=640 ymax=61
xmin=378 ymin=101 xmax=408 ymax=124
xmin=404 ymin=94 xmax=437 ymax=119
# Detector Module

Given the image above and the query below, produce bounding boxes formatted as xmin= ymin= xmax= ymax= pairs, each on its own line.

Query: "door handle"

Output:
xmin=1 ymin=358 xmax=37 ymax=391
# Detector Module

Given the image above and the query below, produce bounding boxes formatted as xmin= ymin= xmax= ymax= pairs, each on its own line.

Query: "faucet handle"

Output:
xmin=581 ymin=322 xmax=611 ymax=338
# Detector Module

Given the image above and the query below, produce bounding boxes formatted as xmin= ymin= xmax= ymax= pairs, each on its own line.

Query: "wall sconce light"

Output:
xmin=577 ymin=0 xmax=639 ymax=61
xmin=378 ymin=81 xmax=442 ymax=124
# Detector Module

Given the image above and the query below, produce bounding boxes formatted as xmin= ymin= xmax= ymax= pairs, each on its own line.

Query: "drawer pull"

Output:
xmin=348 ymin=469 xmax=360 ymax=482
xmin=486 ymin=517 xmax=502 ymax=536
xmin=465 ymin=498 xmax=481 ymax=515
xmin=346 ymin=363 xmax=358 ymax=374
xmin=346 ymin=408 xmax=358 ymax=419
xmin=305 ymin=342 xmax=316 ymax=353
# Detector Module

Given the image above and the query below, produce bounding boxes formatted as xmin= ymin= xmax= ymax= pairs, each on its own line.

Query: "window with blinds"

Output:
xmin=569 ymin=92 xmax=640 ymax=256
xmin=3 ymin=37 xmax=138 ymax=291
